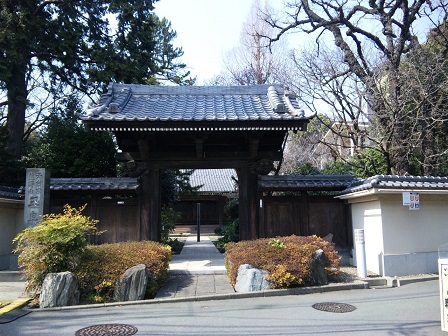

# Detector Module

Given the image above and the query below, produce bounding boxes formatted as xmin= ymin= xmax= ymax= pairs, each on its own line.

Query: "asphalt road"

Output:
xmin=0 ymin=280 xmax=444 ymax=336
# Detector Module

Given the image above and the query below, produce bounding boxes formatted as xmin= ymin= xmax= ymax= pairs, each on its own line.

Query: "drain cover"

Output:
xmin=75 ymin=324 xmax=138 ymax=336
xmin=312 ymin=302 xmax=356 ymax=313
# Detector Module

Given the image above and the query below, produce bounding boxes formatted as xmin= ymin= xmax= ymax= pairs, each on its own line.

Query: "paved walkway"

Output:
xmin=155 ymin=235 xmax=235 ymax=299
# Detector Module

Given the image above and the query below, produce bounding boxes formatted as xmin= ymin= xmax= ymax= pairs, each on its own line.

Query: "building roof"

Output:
xmin=187 ymin=169 xmax=237 ymax=193
xmin=78 ymin=83 xmax=312 ymax=131
xmin=50 ymin=178 xmax=139 ymax=191
xmin=0 ymin=186 xmax=24 ymax=200
xmin=259 ymin=174 xmax=356 ymax=191
xmin=339 ymin=175 xmax=448 ymax=195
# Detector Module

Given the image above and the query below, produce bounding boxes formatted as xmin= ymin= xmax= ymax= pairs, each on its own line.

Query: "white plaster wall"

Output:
xmin=381 ymin=194 xmax=448 ymax=253
xmin=345 ymin=192 xmax=448 ymax=276
xmin=0 ymin=199 xmax=24 ymax=270
xmin=350 ymin=200 xmax=384 ymax=275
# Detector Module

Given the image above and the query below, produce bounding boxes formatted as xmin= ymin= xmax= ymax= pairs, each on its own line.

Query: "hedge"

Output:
xmin=76 ymin=241 xmax=171 ymax=303
xmin=225 ymin=235 xmax=340 ymax=289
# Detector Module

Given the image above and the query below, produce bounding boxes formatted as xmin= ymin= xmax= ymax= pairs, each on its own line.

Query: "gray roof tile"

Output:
xmin=0 ymin=186 xmax=24 ymax=200
xmin=79 ymin=84 xmax=311 ymax=127
xmin=50 ymin=178 xmax=138 ymax=191
xmin=187 ymin=169 xmax=237 ymax=193
xmin=259 ymin=175 xmax=356 ymax=191
xmin=340 ymin=175 xmax=448 ymax=194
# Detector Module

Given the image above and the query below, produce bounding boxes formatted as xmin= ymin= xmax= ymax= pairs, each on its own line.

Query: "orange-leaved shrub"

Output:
xmin=225 ymin=235 xmax=340 ymax=289
xmin=75 ymin=241 xmax=171 ymax=303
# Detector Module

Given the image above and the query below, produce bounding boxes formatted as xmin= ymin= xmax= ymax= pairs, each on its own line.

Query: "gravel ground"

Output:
xmin=331 ymin=266 xmax=369 ymax=283
xmin=332 ymin=266 xmax=438 ymax=283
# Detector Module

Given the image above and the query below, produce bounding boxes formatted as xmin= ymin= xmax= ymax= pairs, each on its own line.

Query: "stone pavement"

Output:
xmin=155 ymin=235 xmax=235 ymax=299
xmin=0 ymin=274 xmax=30 ymax=322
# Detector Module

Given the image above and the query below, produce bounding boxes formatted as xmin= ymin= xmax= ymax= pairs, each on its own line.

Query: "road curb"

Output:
xmin=13 ymin=275 xmax=440 ymax=313
xmin=34 ymin=280 xmax=370 ymax=312
xmin=0 ymin=299 xmax=31 ymax=316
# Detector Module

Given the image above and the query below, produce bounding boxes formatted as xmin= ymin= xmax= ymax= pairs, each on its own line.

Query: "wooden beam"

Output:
xmin=195 ymin=139 xmax=204 ymax=159
xmin=137 ymin=139 xmax=150 ymax=161
xmin=249 ymin=138 xmax=259 ymax=158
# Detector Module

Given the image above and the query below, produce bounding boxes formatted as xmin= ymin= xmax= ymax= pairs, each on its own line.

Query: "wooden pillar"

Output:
xmin=237 ymin=167 xmax=260 ymax=240
xmin=139 ymin=173 xmax=150 ymax=241
xmin=139 ymin=167 xmax=161 ymax=241
xmin=149 ymin=167 xmax=161 ymax=241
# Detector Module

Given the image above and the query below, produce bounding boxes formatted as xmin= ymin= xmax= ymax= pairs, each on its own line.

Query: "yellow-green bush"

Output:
xmin=13 ymin=205 xmax=100 ymax=294
xmin=225 ymin=235 xmax=340 ymax=289
xmin=76 ymin=241 xmax=171 ymax=303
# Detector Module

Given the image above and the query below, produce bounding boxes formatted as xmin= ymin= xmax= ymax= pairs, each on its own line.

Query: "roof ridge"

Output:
xmin=111 ymin=83 xmax=277 ymax=96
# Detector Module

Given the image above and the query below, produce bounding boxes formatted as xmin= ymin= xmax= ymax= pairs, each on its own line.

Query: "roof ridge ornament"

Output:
xmin=283 ymin=88 xmax=305 ymax=117
xmin=85 ymin=90 xmax=114 ymax=117
xmin=109 ymin=87 xmax=132 ymax=114
xmin=267 ymin=85 xmax=286 ymax=113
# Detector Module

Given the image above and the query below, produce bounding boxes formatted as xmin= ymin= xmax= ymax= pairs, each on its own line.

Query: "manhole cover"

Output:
xmin=75 ymin=324 xmax=138 ymax=336
xmin=312 ymin=302 xmax=356 ymax=313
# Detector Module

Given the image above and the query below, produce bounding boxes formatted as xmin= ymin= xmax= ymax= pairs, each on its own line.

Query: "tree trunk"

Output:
xmin=5 ymin=65 xmax=28 ymax=160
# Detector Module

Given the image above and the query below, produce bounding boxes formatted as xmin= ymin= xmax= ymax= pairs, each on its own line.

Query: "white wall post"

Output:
xmin=355 ymin=229 xmax=367 ymax=278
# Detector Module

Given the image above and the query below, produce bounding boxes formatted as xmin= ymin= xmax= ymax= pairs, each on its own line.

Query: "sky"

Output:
xmin=153 ymin=0 xmax=437 ymax=85
xmin=153 ymin=0 xmax=255 ymax=84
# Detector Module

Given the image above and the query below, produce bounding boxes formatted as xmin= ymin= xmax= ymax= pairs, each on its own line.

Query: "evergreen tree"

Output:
xmin=29 ymin=96 xmax=116 ymax=178
xmin=1 ymin=0 xmax=193 ymax=160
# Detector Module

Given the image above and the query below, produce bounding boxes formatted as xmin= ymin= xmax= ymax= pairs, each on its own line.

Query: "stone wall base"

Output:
xmin=0 ymin=254 xmax=18 ymax=271
xmin=380 ymin=252 xmax=438 ymax=276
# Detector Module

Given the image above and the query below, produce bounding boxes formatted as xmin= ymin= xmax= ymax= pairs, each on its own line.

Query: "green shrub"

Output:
xmin=76 ymin=241 xmax=171 ymax=303
xmin=216 ymin=218 xmax=239 ymax=249
xmin=161 ymin=206 xmax=181 ymax=244
xmin=13 ymin=204 xmax=100 ymax=294
xmin=225 ymin=235 xmax=340 ymax=289
xmin=167 ymin=238 xmax=184 ymax=254
xmin=213 ymin=199 xmax=240 ymax=251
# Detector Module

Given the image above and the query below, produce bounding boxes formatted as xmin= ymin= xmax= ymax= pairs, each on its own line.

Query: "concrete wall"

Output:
xmin=381 ymin=194 xmax=448 ymax=253
xmin=344 ymin=192 xmax=448 ymax=276
xmin=350 ymin=199 xmax=384 ymax=275
xmin=0 ymin=198 xmax=24 ymax=270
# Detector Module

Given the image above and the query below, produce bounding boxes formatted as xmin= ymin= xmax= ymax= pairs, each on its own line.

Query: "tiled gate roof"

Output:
xmin=78 ymin=84 xmax=312 ymax=131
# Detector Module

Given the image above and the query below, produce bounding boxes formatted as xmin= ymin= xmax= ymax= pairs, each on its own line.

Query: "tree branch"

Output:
xmin=35 ymin=0 xmax=63 ymax=15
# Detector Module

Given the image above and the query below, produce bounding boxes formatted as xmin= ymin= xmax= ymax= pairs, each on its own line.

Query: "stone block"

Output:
xmin=39 ymin=272 xmax=79 ymax=308
xmin=114 ymin=264 xmax=148 ymax=302
xmin=234 ymin=264 xmax=271 ymax=292
xmin=307 ymin=249 xmax=329 ymax=286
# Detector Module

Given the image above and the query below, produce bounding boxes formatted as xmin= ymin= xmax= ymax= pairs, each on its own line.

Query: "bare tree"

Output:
xmin=267 ymin=0 xmax=447 ymax=175
xmin=287 ymin=45 xmax=380 ymax=170
xmin=280 ymin=113 xmax=331 ymax=173
xmin=209 ymin=0 xmax=292 ymax=85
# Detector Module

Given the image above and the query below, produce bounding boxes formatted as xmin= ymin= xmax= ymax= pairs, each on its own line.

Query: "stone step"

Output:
xmin=173 ymin=224 xmax=219 ymax=235
xmin=0 ymin=271 xmax=26 ymax=282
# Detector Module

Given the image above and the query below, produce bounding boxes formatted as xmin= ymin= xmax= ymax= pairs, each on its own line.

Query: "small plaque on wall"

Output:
xmin=402 ymin=192 xmax=420 ymax=210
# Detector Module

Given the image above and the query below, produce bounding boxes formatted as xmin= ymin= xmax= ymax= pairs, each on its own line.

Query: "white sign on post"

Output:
xmin=440 ymin=260 xmax=448 ymax=331
xmin=439 ymin=243 xmax=448 ymax=332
